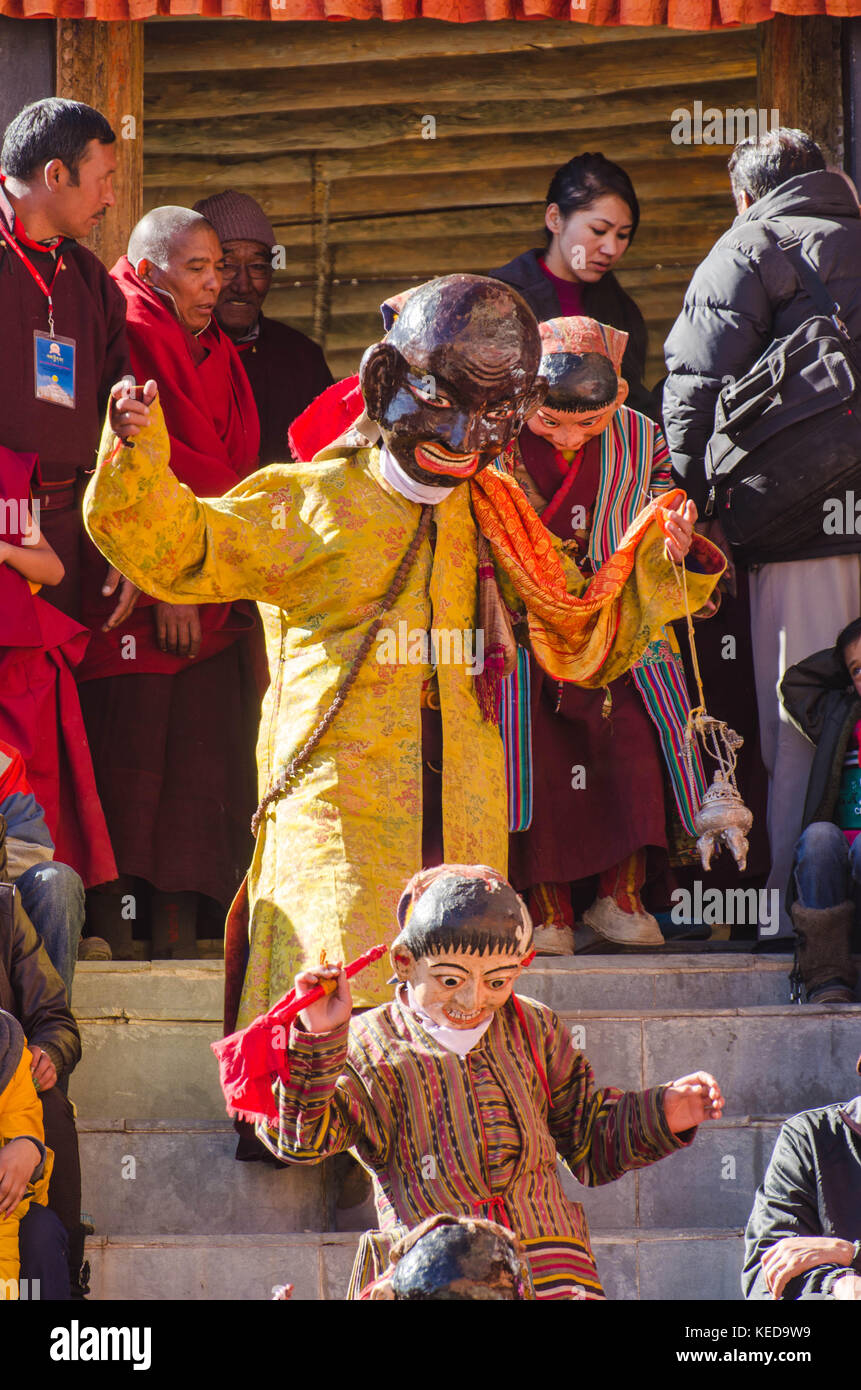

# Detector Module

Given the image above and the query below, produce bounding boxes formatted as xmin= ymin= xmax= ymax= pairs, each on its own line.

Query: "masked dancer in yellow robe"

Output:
xmin=84 ymin=275 xmax=723 ymax=1021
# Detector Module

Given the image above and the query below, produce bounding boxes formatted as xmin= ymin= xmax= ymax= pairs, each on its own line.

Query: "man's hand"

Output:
xmin=0 ymin=1137 xmax=42 ymax=1218
xmin=154 ymin=602 xmax=202 ymax=660
xmin=662 ymin=1071 xmax=724 ymax=1133
xmin=102 ymin=564 xmax=140 ymax=633
xmin=761 ymin=1236 xmax=856 ymax=1300
xmin=663 ymin=496 xmax=698 ymax=564
xmin=108 ymin=377 xmax=158 ymax=440
xmin=29 ymin=1044 xmax=58 ymax=1093
xmin=296 ymin=965 xmax=352 ymax=1035
xmin=832 ymin=1273 xmax=861 ymax=1300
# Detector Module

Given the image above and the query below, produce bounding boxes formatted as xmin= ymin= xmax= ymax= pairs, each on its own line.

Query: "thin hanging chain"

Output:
xmin=251 ymin=505 xmax=433 ymax=837
xmin=669 ymin=553 xmax=706 ymax=716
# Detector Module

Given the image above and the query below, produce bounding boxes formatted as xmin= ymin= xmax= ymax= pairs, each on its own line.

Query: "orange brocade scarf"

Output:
xmin=470 ymin=469 xmax=725 ymax=689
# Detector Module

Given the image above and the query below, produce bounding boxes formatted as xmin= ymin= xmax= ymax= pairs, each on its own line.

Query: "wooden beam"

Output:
xmin=143 ymin=80 xmax=756 ymax=158
xmin=143 ymin=126 xmax=740 ymax=191
xmin=256 ymin=223 xmax=733 ymax=278
xmin=146 ymin=33 xmax=757 ymax=123
xmin=264 ymin=264 xmax=697 ymax=319
xmin=144 ymin=18 xmax=693 ymax=74
xmin=273 ymin=198 xmax=732 ymax=247
xmin=55 ymin=20 xmax=143 ymax=268
xmin=147 ymin=162 xmax=733 ymax=225
xmin=758 ymin=15 xmax=844 ymax=166
xmin=269 ymin=303 xmax=687 ymax=357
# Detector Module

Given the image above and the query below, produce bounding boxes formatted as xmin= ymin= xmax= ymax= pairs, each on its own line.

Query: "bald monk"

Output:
xmin=84 ymin=274 xmax=724 ymax=1015
xmin=76 ymin=206 xmax=263 ymax=958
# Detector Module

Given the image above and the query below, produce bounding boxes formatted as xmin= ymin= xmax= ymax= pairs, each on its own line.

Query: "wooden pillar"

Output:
xmin=55 ymin=19 xmax=144 ymax=268
xmin=0 ymin=18 xmax=55 ymax=141
xmin=846 ymin=18 xmax=861 ymax=187
xmin=758 ymin=15 xmax=844 ymax=167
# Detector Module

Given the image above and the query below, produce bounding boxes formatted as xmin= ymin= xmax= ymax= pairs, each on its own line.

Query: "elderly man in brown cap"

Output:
xmin=193 ymin=190 xmax=332 ymax=464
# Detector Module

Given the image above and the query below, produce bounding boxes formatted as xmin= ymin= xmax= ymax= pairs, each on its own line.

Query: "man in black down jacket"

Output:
xmin=663 ymin=129 xmax=861 ymax=939
xmin=742 ymin=1050 xmax=861 ymax=1300
xmin=0 ymin=812 xmax=86 ymax=1295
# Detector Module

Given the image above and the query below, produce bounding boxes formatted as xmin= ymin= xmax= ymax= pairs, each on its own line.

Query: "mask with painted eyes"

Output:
xmin=359 ymin=275 xmax=547 ymax=489
xmin=525 ymin=348 xmax=628 ymax=453
xmin=390 ymin=864 xmax=534 ymax=1029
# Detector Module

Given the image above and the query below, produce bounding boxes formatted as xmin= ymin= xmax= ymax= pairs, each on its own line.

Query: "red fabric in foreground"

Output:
xmin=0 ymin=597 xmax=118 ymax=889
xmin=1 ymin=3 xmax=855 ymax=27
xmin=288 ymin=374 xmax=363 ymax=462
xmin=212 ymin=943 xmax=389 ymax=1124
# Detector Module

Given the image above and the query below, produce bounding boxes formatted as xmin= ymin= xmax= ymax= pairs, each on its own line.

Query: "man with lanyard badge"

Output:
xmin=0 ymin=97 xmax=133 ymax=625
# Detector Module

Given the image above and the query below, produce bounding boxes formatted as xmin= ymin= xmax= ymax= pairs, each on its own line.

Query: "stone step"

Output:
xmin=569 ymin=1116 xmax=785 ymax=1233
xmin=70 ymin=985 xmax=861 ymax=1121
xmin=560 ymin=1002 xmax=861 ymax=1118
xmin=77 ymin=1115 xmax=785 ymax=1236
xmin=84 ymin=1227 xmax=745 ymax=1301
xmin=524 ymin=952 xmax=802 ymax=1012
xmin=71 ymin=953 xmax=811 ymax=1022
xmin=78 ymin=1120 xmax=330 ymax=1235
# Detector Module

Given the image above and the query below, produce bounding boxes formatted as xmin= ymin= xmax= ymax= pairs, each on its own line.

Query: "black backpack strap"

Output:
xmin=771 ymin=219 xmax=848 ymax=332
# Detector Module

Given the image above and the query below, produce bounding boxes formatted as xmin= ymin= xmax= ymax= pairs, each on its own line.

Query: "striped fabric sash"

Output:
xmin=631 ymin=634 xmax=707 ymax=837
xmin=587 ymin=407 xmax=671 ymax=566
xmin=494 ymin=409 xmax=704 ymax=837
xmin=500 ymin=645 xmax=533 ymax=832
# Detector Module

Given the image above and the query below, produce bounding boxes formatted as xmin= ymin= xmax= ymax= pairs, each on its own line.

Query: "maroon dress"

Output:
xmin=506 ymin=431 xmax=669 ymax=908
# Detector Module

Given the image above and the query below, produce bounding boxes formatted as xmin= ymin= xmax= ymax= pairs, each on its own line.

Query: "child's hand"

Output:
xmin=29 ymin=1045 xmax=58 ymax=1093
xmin=662 ymin=1071 xmax=724 ymax=1134
xmin=663 ymin=496 xmax=698 ymax=564
xmin=0 ymin=1137 xmax=42 ymax=1218
xmin=109 ymin=377 xmax=158 ymax=440
xmin=295 ymin=965 xmax=352 ymax=1035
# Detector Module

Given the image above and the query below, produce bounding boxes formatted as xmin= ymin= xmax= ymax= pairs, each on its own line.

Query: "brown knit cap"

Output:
xmin=191 ymin=190 xmax=276 ymax=250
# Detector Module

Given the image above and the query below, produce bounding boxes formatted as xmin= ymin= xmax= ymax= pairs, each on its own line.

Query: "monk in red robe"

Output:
xmin=0 ymin=445 xmax=116 ymax=891
xmin=77 ymin=207 xmax=263 ymax=958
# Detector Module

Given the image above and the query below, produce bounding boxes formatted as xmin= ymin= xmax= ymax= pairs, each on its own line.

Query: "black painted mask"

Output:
xmin=360 ymin=275 xmax=546 ymax=489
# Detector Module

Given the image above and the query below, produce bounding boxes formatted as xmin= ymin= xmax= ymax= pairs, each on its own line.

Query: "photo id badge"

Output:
xmin=34 ymin=331 xmax=76 ymax=409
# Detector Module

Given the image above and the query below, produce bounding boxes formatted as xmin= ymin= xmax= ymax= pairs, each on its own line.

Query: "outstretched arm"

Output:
xmin=84 ymin=380 xmax=319 ymax=610
xmin=537 ymin=1009 xmax=701 ymax=1187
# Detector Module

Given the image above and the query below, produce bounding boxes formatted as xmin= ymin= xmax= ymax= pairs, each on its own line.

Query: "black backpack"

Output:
xmin=704 ymin=229 xmax=861 ymax=565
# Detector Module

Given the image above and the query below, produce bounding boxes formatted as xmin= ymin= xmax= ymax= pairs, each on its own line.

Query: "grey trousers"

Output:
xmin=749 ymin=554 xmax=861 ymax=938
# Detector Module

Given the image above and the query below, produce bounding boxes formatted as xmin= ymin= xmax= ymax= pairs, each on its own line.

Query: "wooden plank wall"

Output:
xmin=143 ymin=19 xmax=758 ymax=385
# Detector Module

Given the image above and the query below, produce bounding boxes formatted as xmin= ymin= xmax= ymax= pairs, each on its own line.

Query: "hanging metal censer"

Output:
xmin=672 ymin=552 xmax=754 ymax=873
xmin=686 ymin=716 xmax=753 ymax=872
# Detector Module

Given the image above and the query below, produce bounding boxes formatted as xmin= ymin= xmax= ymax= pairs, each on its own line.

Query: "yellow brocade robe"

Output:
xmin=84 ymin=405 xmax=720 ymax=1014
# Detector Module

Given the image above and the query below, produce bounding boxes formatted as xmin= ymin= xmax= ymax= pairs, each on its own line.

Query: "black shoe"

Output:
xmin=70 ymin=1258 xmax=91 ymax=1300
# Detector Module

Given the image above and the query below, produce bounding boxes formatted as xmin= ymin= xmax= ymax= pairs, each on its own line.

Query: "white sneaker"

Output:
xmin=532 ymin=924 xmax=575 ymax=955
xmin=582 ymin=896 xmax=665 ymax=947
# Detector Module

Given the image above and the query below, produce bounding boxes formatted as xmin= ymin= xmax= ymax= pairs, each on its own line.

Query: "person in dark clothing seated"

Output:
xmin=489 ymin=152 xmax=655 ymax=421
xmin=0 ymin=814 xmax=86 ymax=1296
xmin=742 ymin=1049 xmax=861 ymax=1300
xmin=193 ymin=189 xmax=333 ymax=464
xmin=780 ymin=617 xmax=861 ymax=1003
xmin=0 ymin=1008 xmax=69 ymax=1300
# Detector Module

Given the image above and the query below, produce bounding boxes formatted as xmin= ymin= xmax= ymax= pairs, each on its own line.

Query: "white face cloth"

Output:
xmin=406 ymin=981 xmax=492 ymax=1057
xmin=379 ymin=444 xmax=454 ymax=506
